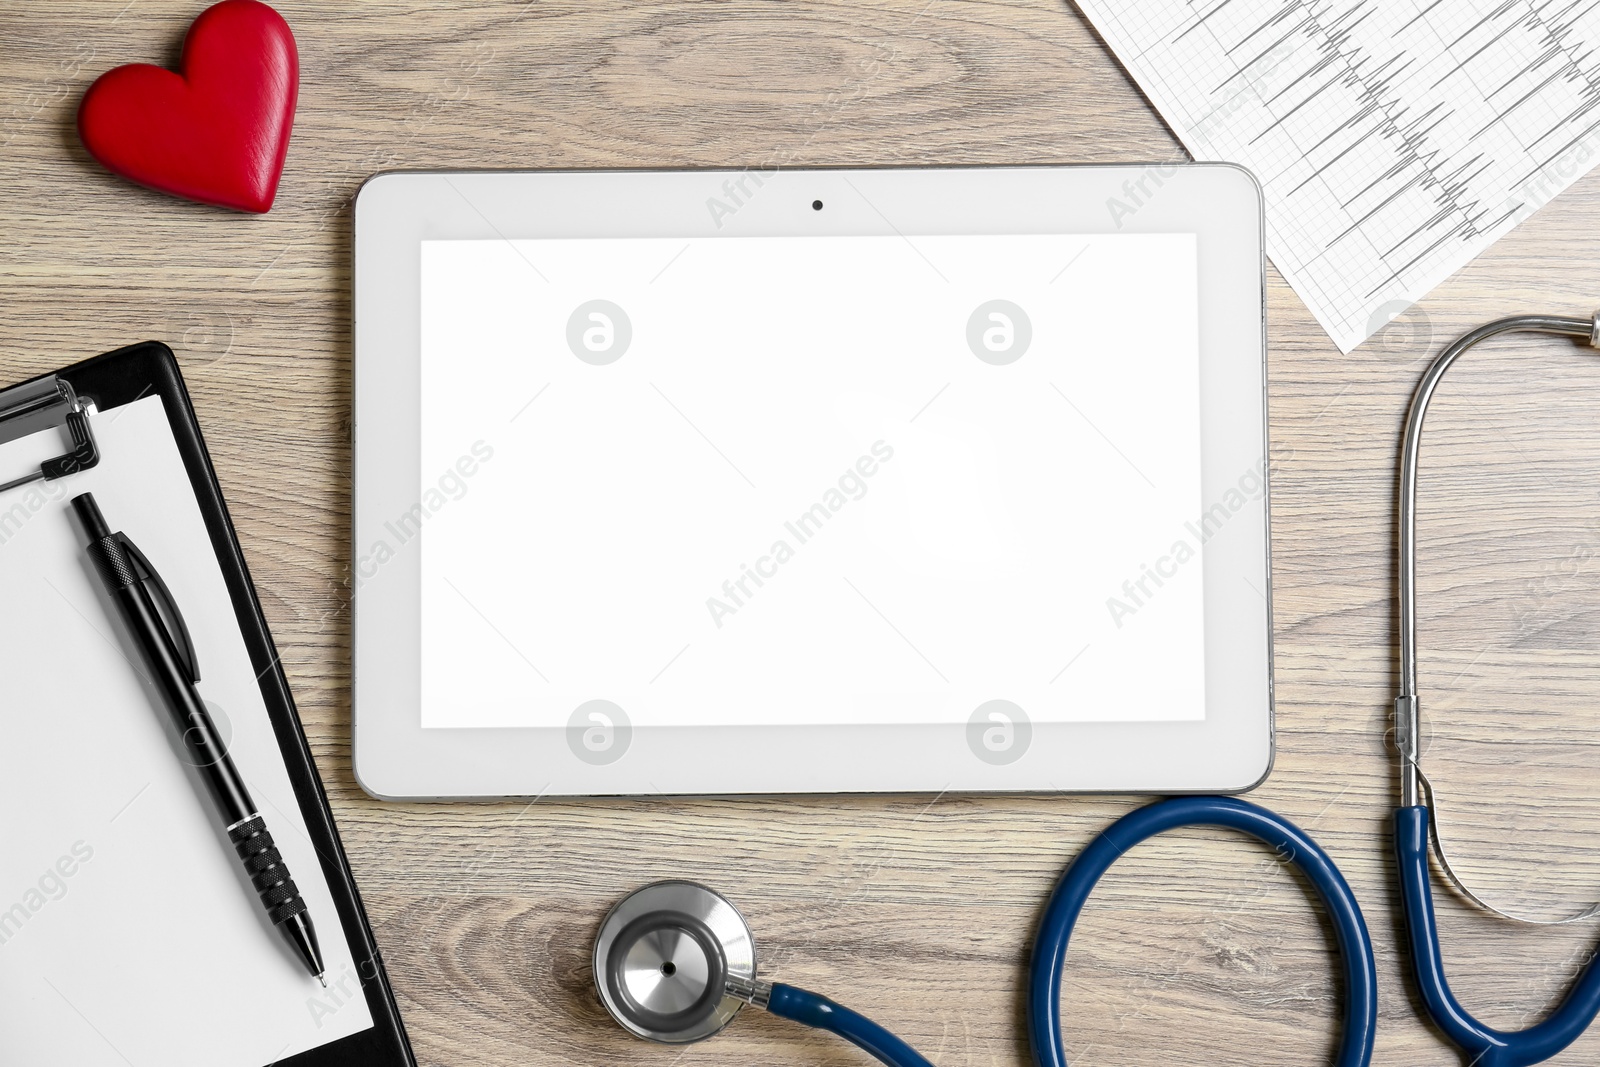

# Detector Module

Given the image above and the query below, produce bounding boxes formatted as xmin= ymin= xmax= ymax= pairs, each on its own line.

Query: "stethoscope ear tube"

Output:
xmin=1396 ymin=806 xmax=1600 ymax=1067
xmin=1397 ymin=312 xmax=1598 ymax=811
xmin=1026 ymin=796 xmax=1378 ymax=1067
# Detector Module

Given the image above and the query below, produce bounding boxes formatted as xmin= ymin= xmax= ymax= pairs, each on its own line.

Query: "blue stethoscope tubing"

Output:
xmin=1397 ymin=808 xmax=1600 ymax=1066
xmin=1029 ymin=796 xmax=1377 ymax=1067
xmin=762 ymin=796 xmax=1377 ymax=1067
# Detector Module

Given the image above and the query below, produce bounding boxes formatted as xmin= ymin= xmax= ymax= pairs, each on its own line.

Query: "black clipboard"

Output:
xmin=1 ymin=341 xmax=415 ymax=1067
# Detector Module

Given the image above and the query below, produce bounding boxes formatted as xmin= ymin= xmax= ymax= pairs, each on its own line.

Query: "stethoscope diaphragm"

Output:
xmin=593 ymin=880 xmax=757 ymax=1044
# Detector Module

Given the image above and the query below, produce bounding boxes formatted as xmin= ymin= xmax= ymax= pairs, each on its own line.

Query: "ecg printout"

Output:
xmin=1073 ymin=0 xmax=1600 ymax=351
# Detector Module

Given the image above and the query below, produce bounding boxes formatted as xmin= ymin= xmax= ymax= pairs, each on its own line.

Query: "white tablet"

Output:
xmin=352 ymin=166 xmax=1270 ymax=799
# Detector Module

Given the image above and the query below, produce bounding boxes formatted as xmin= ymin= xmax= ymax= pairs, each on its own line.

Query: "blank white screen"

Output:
xmin=413 ymin=233 xmax=1205 ymax=727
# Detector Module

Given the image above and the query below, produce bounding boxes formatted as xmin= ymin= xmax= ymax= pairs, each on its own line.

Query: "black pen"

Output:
xmin=72 ymin=492 xmax=326 ymax=986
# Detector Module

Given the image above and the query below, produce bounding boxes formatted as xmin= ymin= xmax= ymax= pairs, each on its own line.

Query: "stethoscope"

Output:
xmin=1393 ymin=312 xmax=1600 ymax=1067
xmin=591 ymin=313 xmax=1600 ymax=1067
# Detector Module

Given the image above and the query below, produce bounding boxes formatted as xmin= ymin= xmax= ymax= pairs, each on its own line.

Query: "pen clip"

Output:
xmin=119 ymin=533 xmax=201 ymax=684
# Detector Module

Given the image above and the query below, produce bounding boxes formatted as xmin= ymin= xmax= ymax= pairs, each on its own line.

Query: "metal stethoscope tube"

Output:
xmin=1394 ymin=312 xmax=1600 ymax=1067
xmin=1396 ymin=313 xmax=1599 ymax=807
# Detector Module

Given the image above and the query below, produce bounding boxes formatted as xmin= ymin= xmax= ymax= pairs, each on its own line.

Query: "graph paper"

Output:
xmin=1074 ymin=0 xmax=1600 ymax=351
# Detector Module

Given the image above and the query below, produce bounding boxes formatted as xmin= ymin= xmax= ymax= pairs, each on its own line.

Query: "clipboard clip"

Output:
xmin=0 ymin=376 xmax=101 ymax=494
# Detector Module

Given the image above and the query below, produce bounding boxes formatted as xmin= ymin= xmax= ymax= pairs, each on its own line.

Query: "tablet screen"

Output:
xmin=410 ymin=232 xmax=1209 ymax=728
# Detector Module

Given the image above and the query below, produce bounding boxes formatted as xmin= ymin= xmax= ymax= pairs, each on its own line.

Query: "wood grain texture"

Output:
xmin=4 ymin=1 xmax=1600 ymax=1064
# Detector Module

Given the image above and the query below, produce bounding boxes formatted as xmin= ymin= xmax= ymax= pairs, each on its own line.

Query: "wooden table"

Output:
xmin=6 ymin=2 xmax=1600 ymax=1063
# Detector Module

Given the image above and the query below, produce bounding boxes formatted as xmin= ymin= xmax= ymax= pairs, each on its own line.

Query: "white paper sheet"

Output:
xmin=1073 ymin=0 xmax=1600 ymax=351
xmin=0 ymin=396 xmax=372 ymax=1066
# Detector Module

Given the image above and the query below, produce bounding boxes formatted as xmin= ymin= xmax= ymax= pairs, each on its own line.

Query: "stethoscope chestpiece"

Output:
xmin=593 ymin=880 xmax=758 ymax=1044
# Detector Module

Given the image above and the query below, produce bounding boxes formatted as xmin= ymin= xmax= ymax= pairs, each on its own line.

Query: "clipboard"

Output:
xmin=0 ymin=342 xmax=414 ymax=1067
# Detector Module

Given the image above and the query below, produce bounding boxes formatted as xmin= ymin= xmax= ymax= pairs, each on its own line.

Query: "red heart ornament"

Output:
xmin=78 ymin=0 xmax=298 ymax=213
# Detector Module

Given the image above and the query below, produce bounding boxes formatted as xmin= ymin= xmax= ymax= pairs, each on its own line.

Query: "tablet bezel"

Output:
xmin=352 ymin=165 xmax=1271 ymax=799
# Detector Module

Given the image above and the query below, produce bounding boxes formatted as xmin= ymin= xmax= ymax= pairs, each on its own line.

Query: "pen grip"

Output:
xmin=85 ymin=531 xmax=137 ymax=588
xmin=228 ymin=816 xmax=308 ymax=926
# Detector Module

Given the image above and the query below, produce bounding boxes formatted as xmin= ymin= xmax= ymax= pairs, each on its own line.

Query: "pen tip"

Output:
xmin=318 ymin=973 xmax=327 ymax=988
